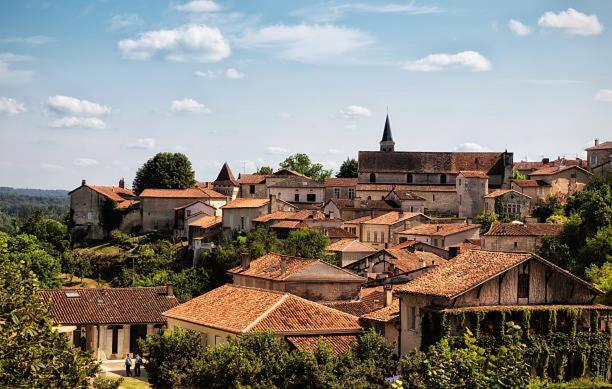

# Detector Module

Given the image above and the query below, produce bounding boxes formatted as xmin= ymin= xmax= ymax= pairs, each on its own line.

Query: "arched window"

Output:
xmin=440 ymin=174 xmax=447 ymax=184
xmin=407 ymin=173 xmax=413 ymax=183
xmin=369 ymin=173 xmax=376 ymax=183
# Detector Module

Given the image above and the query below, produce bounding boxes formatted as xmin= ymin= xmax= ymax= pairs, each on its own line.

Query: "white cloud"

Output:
xmin=74 ymin=158 xmax=99 ymax=167
xmin=109 ymin=14 xmax=143 ymax=31
xmin=237 ymin=24 xmax=373 ymax=63
xmin=0 ymin=96 xmax=27 ymax=115
xmin=127 ymin=138 xmax=156 ymax=149
xmin=47 ymin=95 xmax=111 ymax=115
xmin=508 ymin=19 xmax=532 ymax=36
xmin=118 ymin=24 xmax=230 ymax=63
xmin=175 ymin=1 xmax=221 ymax=13
xmin=195 ymin=70 xmax=216 ymax=78
xmin=340 ymin=105 xmax=371 ymax=119
xmin=49 ymin=117 xmax=107 ymax=129
xmin=0 ymin=35 xmax=54 ymax=45
xmin=225 ymin=68 xmax=245 ymax=79
xmin=0 ymin=52 xmax=34 ymax=62
xmin=594 ymin=89 xmax=612 ymax=103
xmin=293 ymin=3 xmax=443 ymax=23
xmin=538 ymin=8 xmax=603 ymax=36
xmin=0 ymin=60 xmax=33 ymax=83
xmin=40 ymin=163 xmax=64 ymax=170
xmin=404 ymin=51 xmax=492 ymax=72
xmin=171 ymin=98 xmax=211 ymax=114
xmin=455 ymin=143 xmax=489 ymax=152
xmin=266 ymin=146 xmax=288 ymax=155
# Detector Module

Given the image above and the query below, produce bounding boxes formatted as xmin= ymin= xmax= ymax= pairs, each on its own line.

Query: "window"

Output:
xmin=334 ymin=187 xmax=341 ymax=198
xmin=186 ymin=210 xmax=191 ymax=217
xmin=407 ymin=173 xmax=413 ymax=183
xmin=240 ymin=216 xmax=245 ymax=230
xmin=440 ymin=174 xmax=447 ymax=184
xmin=459 ymin=194 xmax=462 ymax=205
xmin=348 ymin=188 xmax=355 ymax=199
xmin=249 ymin=185 xmax=255 ymax=194
xmin=590 ymin=155 xmax=598 ymax=165
xmin=87 ymin=212 xmax=93 ymax=220
xmin=410 ymin=307 xmax=417 ymax=330
xmin=458 ymin=179 xmax=462 ymax=186
xmin=381 ymin=232 xmax=385 ymax=242
xmin=399 ymin=237 xmax=407 ymax=243
xmin=518 ymin=273 xmax=529 ymax=298
xmin=367 ymin=232 xmax=371 ymax=241
xmin=307 ymin=193 xmax=316 ymax=202
xmin=514 ymin=241 xmax=518 ymax=248
xmin=374 ymin=232 xmax=378 ymax=242
xmin=507 ymin=203 xmax=521 ymax=215
xmin=432 ymin=194 xmax=436 ymax=201
xmin=294 ymin=193 xmax=300 ymax=202
xmin=370 ymin=173 xmax=376 ymax=183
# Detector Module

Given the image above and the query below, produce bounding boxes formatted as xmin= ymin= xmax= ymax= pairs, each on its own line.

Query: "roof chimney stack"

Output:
xmin=542 ymin=158 xmax=550 ymax=165
xmin=241 ymin=253 xmax=250 ymax=270
xmin=595 ymin=138 xmax=599 ymax=146
xmin=119 ymin=178 xmax=125 ymax=189
xmin=81 ymin=179 xmax=86 ymax=186
xmin=436 ymin=225 xmax=441 ymax=232
xmin=383 ymin=284 xmax=393 ymax=307
xmin=166 ymin=283 xmax=174 ymax=297
xmin=280 ymin=255 xmax=288 ymax=274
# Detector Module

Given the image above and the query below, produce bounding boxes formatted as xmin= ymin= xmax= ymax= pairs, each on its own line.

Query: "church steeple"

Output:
xmin=379 ymin=114 xmax=395 ymax=152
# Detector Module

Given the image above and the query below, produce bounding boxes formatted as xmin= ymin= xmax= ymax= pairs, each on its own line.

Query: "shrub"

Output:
xmin=93 ymin=376 xmax=123 ymax=389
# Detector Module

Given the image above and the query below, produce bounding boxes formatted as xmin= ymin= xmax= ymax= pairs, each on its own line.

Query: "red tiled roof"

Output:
xmin=286 ymin=335 xmax=357 ymax=354
xmin=326 ymin=239 xmax=376 ymax=252
xmin=513 ymin=161 xmax=545 ymax=171
xmin=484 ymin=223 xmax=563 ymax=237
xmin=163 ymin=285 xmax=362 ymax=335
xmin=361 ymin=299 xmax=399 ymax=323
xmin=116 ymin=199 xmax=140 ymax=209
xmin=391 ymin=190 xmax=426 ymax=201
xmin=362 ymin=211 xmax=427 ymax=225
xmin=459 ymin=170 xmax=489 ymax=179
xmin=585 ymin=141 xmax=612 ymax=151
xmin=222 ymin=198 xmax=269 ymax=209
xmin=323 ymin=286 xmax=386 ymax=316
xmin=253 ymin=210 xmax=325 ymax=223
xmin=72 ymin=184 xmax=135 ymax=203
xmin=38 ymin=287 xmax=179 ymax=325
xmin=270 ymin=220 xmax=306 ymax=229
xmin=237 ymin=174 xmax=269 ymax=184
xmin=269 ymin=176 xmax=324 ymax=188
xmin=140 ymin=188 xmax=226 ymax=199
xmin=529 ymin=165 xmax=592 ymax=177
xmin=189 ymin=215 xmax=222 ymax=229
xmin=318 ymin=227 xmax=356 ymax=239
xmin=324 ymin=177 xmax=358 ymax=187
xmin=399 ymin=223 xmax=480 ymax=237
xmin=484 ymin=189 xmax=530 ymax=199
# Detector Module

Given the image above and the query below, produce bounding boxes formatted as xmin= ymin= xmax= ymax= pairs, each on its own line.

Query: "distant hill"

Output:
xmin=0 ymin=187 xmax=69 ymax=220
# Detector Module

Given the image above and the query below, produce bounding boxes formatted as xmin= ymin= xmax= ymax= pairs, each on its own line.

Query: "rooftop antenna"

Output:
xmin=242 ymin=160 xmax=247 ymax=174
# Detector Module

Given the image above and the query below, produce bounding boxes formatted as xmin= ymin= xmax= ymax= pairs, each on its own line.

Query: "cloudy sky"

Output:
xmin=0 ymin=1 xmax=611 ymax=189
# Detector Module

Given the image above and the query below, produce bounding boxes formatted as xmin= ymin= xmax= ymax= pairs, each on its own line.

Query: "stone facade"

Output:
xmin=456 ymin=173 xmax=488 ymax=219
xmin=483 ymin=190 xmax=531 ymax=219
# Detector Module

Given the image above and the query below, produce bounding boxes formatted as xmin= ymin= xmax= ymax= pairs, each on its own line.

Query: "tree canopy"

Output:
xmin=279 ymin=153 xmax=332 ymax=182
xmin=132 ymin=152 xmax=196 ymax=195
xmin=336 ymin=158 xmax=358 ymax=178
xmin=256 ymin=166 xmax=274 ymax=175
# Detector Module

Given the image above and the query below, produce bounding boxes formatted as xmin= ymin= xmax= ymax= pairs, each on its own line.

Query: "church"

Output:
xmin=357 ymin=115 xmax=513 ymax=189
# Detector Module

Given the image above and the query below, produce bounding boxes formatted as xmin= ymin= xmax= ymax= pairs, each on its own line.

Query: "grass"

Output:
xmin=119 ymin=377 xmax=151 ymax=389
xmin=60 ymin=273 xmax=107 ymax=289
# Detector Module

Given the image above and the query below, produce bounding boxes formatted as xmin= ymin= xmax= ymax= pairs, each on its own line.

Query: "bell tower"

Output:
xmin=379 ymin=114 xmax=395 ymax=152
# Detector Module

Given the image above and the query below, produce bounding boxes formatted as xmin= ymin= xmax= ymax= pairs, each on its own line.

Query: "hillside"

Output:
xmin=0 ymin=186 xmax=69 ymax=220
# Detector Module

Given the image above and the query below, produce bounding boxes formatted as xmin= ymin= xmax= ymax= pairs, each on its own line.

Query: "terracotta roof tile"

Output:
xmin=253 ymin=210 xmax=325 ymax=222
xmin=189 ymin=215 xmax=222 ymax=229
xmin=513 ymin=161 xmax=545 ymax=171
xmin=361 ymin=299 xmax=399 ymax=322
xmin=399 ymin=223 xmax=480 ymax=237
xmin=270 ymin=220 xmax=306 ymax=229
xmin=326 ymin=239 xmax=376 ymax=252
xmin=116 ymin=199 xmax=140 ymax=209
xmin=77 ymin=185 xmax=135 ymax=203
xmin=318 ymin=227 xmax=356 ymax=239
xmin=140 ymin=188 xmax=226 ymax=199
xmin=269 ymin=176 xmax=324 ymax=188
xmin=323 ymin=286 xmax=386 ymax=316
xmin=237 ymin=174 xmax=269 ymax=184
xmin=391 ymin=190 xmax=427 ymax=201
xmin=38 ymin=287 xmax=179 ymax=325
xmin=327 ymin=198 xmax=398 ymax=211
xmin=529 ymin=165 xmax=592 ymax=177
xmin=229 ymin=253 xmax=316 ymax=280
xmin=222 ymin=198 xmax=269 ymax=209
xmin=459 ymin=170 xmax=489 ymax=179
xmin=286 ymin=335 xmax=357 ymax=354
xmin=484 ymin=223 xmax=563 ymax=237
xmin=362 ymin=211 xmax=427 ymax=225
xmin=484 ymin=189 xmax=530 ymax=199
xmin=345 ymin=215 xmax=374 ymax=224
xmin=428 ymin=304 xmax=612 ymax=314
xmin=585 ymin=141 xmax=612 ymax=151
xmin=324 ymin=177 xmax=358 ymax=187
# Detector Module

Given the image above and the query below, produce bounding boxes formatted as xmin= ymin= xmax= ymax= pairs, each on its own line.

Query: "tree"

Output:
xmin=532 ymin=195 xmax=564 ymax=223
xmin=100 ymin=199 xmax=123 ymax=236
xmin=512 ymin=168 xmax=527 ymax=180
xmin=256 ymin=166 xmax=274 ymax=175
xmin=279 ymin=153 xmax=332 ymax=182
xmin=245 ymin=227 xmax=282 ymax=258
xmin=474 ymin=211 xmax=498 ymax=234
xmin=0 ymin=250 xmax=98 ymax=387
xmin=171 ymin=267 xmax=211 ymax=302
xmin=3 ymin=232 xmax=61 ymax=288
xmin=133 ymin=152 xmax=196 ymax=195
xmin=337 ymin=158 xmax=358 ymax=178
xmin=20 ymin=209 xmax=69 ymax=253
xmin=283 ymin=228 xmax=332 ymax=262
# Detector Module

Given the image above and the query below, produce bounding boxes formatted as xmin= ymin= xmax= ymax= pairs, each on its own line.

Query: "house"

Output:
xmin=237 ymin=173 xmax=269 ymax=199
xmin=326 ymin=239 xmax=377 ymax=267
xmin=397 ymin=223 xmax=480 ymax=250
xmin=189 ymin=215 xmax=223 ymax=263
xmin=344 ymin=248 xmax=443 ymax=279
xmin=510 ymin=179 xmax=552 ymax=208
xmin=356 ymin=184 xmax=459 ymax=216
xmin=483 ymin=189 xmax=531 ymax=218
xmin=388 ymin=239 xmax=450 ymax=259
xmin=528 ymin=165 xmax=592 ymax=198
xmin=513 ymin=160 xmax=548 ymax=177
xmin=221 ymin=196 xmax=296 ymax=233
xmin=173 ymin=200 xmax=216 ymax=238
xmin=212 ymin=162 xmax=240 ymax=200
xmin=140 ymin=188 xmax=227 ymax=232
xmin=228 ymin=252 xmax=366 ymax=301
xmin=323 ymin=198 xmax=398 ymax=221
xmin=163 ymin=284 xmax=362 ymax=352
xmin=394 ymin=249 xmax=611 ymax=354
xmin=268 ymin=175 xmax=325 ymax=207
xmin=586 ymin=139 xmax=612 ymax=174
xmin=38 ymin=286 xmax=179 ymax=360
xmin=324 ymin=177 xmax=358 ymax=201
xmin=318 ymin=226 xmax=357 ymax=242
xmin=252 ymin=209 xmax=341 ymax=238
xmin=456 ymin=171 xmax=489 ymax=219
xmin=69 ymin=179 xmax=140 ymax=241
xmin=481 ymin=222 xmax=563 ymax=252
xmin=358 ymin=211 xmax=430 ymax=249
xmin=360 ymin=286 xmax=401 ymax=355
xmin=383 ymin=189 xmax=426 ymax=213
xmin=358 ymin=115 xmax=513 ymax=188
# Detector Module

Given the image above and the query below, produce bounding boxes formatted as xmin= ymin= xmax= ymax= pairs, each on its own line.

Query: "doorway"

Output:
xmin=130 ymin=324 xmax=148 ymax=355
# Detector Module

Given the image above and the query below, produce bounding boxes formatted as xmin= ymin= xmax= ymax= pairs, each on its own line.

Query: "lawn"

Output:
xmin=119 ymin=377 xmax=151 ymax=389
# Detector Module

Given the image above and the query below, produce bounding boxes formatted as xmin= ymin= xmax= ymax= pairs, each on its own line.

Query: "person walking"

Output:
xmin=134 ymin=354 xmax=142 ymax=377
xmin=124 ymin=355 xmax=132 ymax=377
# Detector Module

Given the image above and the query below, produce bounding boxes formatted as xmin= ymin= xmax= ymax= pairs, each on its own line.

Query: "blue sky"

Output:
xmin=0 ymin=0 xmax=611 ymax=189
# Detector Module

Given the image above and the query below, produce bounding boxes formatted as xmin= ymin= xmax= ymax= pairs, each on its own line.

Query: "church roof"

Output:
xmin=214 ymin=162 xmax=238 ymax=186
xmin=380 ymin=114 xmax=393 ymax=143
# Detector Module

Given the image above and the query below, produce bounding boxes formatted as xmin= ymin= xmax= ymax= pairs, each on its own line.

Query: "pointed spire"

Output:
xmin=379 ymin=114 xmax=395 ymax=152
xmin=214 ymin=162 xmax=238 ymax=185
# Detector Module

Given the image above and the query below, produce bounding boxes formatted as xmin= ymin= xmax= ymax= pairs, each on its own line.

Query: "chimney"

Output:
xmin=542 ymin=158 xmax=550 ymax=165
xmin=353 ymin=196 xmax=361 ymax=208
xmin=384 ymin=284 xmax=393 ymax=307
xmin=119 ymin=178 xmax=125 ymax=189
xmin=280 ymin=255 xmax=288 ymax=274
xmin=269 ymin=194 xmax=277 ymax=213
xmin=81 ymin=179 xmax=86 ymax=186
xmin=436 ymin=225 xmax=441 ymax=232
xmin=398 ymin=210 xmax=404 ymax=220
xmin=241 ymin=253 xmax=250 ymax=270
xmin=448 ymin=246 xmax=460 ymax=259
xmin=595 ymin=138 xmax=600 ymax=146
xmin=166 ymin=283 xmax=174 ymax=297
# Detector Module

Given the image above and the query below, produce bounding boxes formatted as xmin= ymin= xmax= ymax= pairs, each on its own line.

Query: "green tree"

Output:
xmin=256 ymin=166 xmax=274 ymax=175
xmin=133 ymin=152 xmax=196 ymax=195
xmin=512 ymin=169 xmax=527 ymax=180
xmin=4 ymin=232 xmax=61 ymax=288
xmin=336 ymin=158 xmax=358 ymax=178
xmin=474 ymin=211 xmax=498 ymax=234
xmin=100 ymin=199 xmax=123 ymax=235
xmin=586 ymin=261 xmax=612 ymax=304
xmin=20 ymin=209 xmax=69 ymax=253
xmin=0 ymin=251 xmax=99 ymax=387
xmin=171 ymin=267 xmax=211 ymax=301
xmin=245 ymin=227 xmax=282 ymax=258
xmin=283 ymin=228 xmax=332 ymax=262
xmin=279 ymin=153 xmax=332 ymax=182
xmin=532 ymin=195 xmax=564 ymax=223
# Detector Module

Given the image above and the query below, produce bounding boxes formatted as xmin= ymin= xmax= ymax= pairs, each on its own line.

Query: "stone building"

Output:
xmin=510 ymin=179 xmax=551 ymax=209
xmin=394 ymin=250 xmax=610 ymax=354
xmin=324 ymin=177 xmax=358 ymax=201
xmin=528 ymin=165 xmax=592 ymax=198
xmin=456 ymin=171 xmax=489 ymax=219
xmin=140 ymin=188 xmax=227 ymax=232
xmin=237 ymin=173 xmax=269 ymax=198
xmin=163 ymin=284 xmax=362 ymax=352
xmin=344 ymin=248 xmax=444 ymax=279
xmin=481 ymin=222 xmax=563 ymax=252
xmin=228 ymin=252 xmax=366 ymax=302
xmin=586 ymin=139 xmax=612 ymax=173
xmin=221 ymin=197 xmax=296 ymax=233
xmin=212 ymin=162 xmax=240 ymax=200
xmin=397 ymin=223 xmax=480 ymax=250
xmin=358 ymin=211 xmax=430 ymax=249
xmin=38 ymin=286 xmax=178 ymax=360
xmin=268 ymin=175 xmax=325 ymax=207
xmin=326 ymin=239 xmax=377 ymax=267
xmin=323 ymin=198 xmax=398 ymax=221
xmin=355 ymin=184 xmax=459 ymax=216
xmin=383 ymin=189 xmax=426 ymax=213
xmin=69 ymin=179 xmax=139 ymax=241
xmin=173 ymin=200 xmax=216 ymax=238
xmin=483 ymin=189 xmax=531 ymax=219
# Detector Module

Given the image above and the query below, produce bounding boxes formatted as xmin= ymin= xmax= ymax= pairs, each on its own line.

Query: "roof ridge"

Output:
xmin=242 ymin=293 xmax=289 ymax=332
